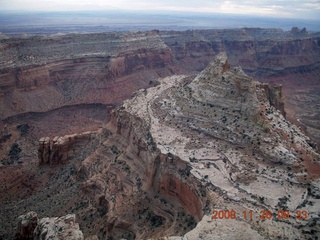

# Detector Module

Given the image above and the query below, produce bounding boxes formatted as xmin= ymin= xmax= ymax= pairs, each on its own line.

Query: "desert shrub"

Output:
xmin=110 ymin=145 xmax=120 ymax=154
xmin=17 ymin=124 xmax=30 ymax=137
xmin=9 ymin=142 xmax=21 ymax=162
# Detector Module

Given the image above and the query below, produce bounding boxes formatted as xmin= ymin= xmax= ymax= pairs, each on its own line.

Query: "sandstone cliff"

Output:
xmin=257 ymin=82 xmax=286 ymax=117
xmin=75 ymin=109 xmax=206 ymax=238
xmin=38 ymin=131 xmax=98 ymax=165
xmin=0 ymin=31 xmax=174 ymax=119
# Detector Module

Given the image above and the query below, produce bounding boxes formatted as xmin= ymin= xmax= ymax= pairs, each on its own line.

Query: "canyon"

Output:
xmin=0 ymin=28 xmax=319 ymax=144
xmin=0 ymin=28 xmax=319 ymax=239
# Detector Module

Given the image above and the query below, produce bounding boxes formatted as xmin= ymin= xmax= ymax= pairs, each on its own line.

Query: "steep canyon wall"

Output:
xmin=0 ymin=28 xmax=319 ymax=120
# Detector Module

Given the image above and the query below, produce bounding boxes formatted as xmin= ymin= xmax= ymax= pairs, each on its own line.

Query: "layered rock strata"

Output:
xmin=119 ymin=53 xmax=320 ymax=239
xmin=1 ymin=28 xmax=319 ymax=145
xmin=0 ymin=29 xmax=319 ymax=136
xmin=38 ymin=131 xmax=98 ymax=165
xmin=75 ymin=110 xmax=206 ymax=239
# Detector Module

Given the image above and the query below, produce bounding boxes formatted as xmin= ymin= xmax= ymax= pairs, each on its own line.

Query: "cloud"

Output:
xmin=0 ymin=0 xmax=319 ymax=19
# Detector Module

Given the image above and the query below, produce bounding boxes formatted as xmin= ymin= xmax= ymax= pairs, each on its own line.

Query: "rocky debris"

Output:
xmin=15 ymin=212 xmax=84 ymax=240
xmin=38 ymin=131 xmax=96 ymax=165
xmin=15 ymin=211 xmax=38 ymax=240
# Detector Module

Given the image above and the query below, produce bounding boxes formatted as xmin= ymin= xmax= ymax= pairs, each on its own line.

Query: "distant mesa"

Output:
xmin=291 ymin=27 xmax=307 ymax=34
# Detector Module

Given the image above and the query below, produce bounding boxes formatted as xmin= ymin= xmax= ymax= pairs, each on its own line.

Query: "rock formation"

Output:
xmin=15 ymin=212 xmax=38 ymax=240
xmin=15 ymin=212 xmax=84 ymax=240
xmin=76 ymin=109 xmax=205 ymax=239
xmin=256 ymin=82 xmax=286 ymax=117
xmin=34 ymin=214 xmax=83 ymax=240
xmin=188 ymin=54 xmax=260 ymax=119
xmin=38 ymin=131 xmax=97 ymax=165
xmin=117 ymin=53 xmax=320 ymax=239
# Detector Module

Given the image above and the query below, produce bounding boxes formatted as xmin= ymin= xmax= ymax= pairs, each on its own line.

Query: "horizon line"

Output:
xmin=0 ymin=9 xmax=319 ymax=21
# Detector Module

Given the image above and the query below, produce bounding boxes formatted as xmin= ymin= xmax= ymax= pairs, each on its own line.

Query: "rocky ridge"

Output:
xmin=119 ymin=53 xmax=320 ymax=239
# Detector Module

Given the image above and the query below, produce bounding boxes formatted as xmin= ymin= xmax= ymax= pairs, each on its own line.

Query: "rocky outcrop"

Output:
xmin=121 ymin=53 xmax=320 ymax=239
xmin=15 ymin=212 xmax=84 ymax=240
xmin=38 ymin=131 xmax=97 ymax=165
xmin=161 ymin=28 xmax=320 ymax=144
xmin=256 ymin=82 xmax=286 ymax=117
xmin=15 ymin=212 xmax=38 ymax=240
xmin=34 ymin=214 xmax=83 ymax=240
xmin=188 ymin=53 xmax=260 ymax=119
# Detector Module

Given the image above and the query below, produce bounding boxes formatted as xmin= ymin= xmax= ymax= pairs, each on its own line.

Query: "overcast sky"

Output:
xmin=1 ymin=0 xmax=320 ymax=19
